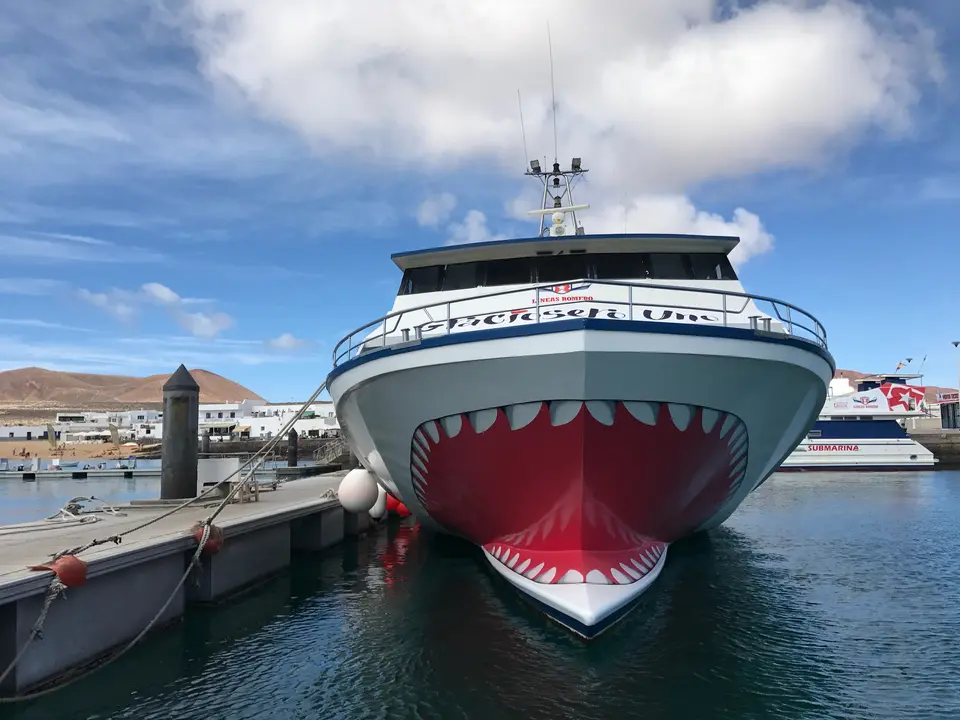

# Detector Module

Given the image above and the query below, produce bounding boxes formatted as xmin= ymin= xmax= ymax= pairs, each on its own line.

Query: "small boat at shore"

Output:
xmin=780 ymin=373 xmax=936 ymax=471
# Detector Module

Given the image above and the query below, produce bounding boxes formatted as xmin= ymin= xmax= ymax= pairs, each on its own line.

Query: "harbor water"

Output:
xmin=2 ymin=470 xmax=958 ymax=720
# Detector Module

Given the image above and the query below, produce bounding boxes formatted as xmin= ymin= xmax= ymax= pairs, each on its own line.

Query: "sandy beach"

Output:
xmin=0 ymin=441 xmax=143 ymax=460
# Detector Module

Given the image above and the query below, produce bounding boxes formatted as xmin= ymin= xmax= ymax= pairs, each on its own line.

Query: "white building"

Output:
xmin=22 ymin=400 xmax=341 ymax=446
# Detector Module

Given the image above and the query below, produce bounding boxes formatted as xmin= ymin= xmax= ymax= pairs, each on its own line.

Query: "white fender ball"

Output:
xmin=338 ymin=469 xmax=379 ymax=514
xmin=369 ymin=484 xmax=388 ymax=520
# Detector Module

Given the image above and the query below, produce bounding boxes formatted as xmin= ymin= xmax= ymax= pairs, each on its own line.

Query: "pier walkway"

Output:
xmin=0 ymin=472 xmax=370 ymax=698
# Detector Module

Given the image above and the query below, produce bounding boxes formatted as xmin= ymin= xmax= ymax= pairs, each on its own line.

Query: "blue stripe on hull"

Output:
xmin=328 ymin=317 xmax=836 ymax=385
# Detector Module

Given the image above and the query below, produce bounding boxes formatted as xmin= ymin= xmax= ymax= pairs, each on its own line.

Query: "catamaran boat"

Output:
xmin=780 ymin=373 xmax=936 ymax=471
xmin=327 ymin=157 xmax=835 ymax=636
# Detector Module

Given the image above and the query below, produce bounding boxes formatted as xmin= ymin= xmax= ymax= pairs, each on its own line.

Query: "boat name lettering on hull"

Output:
xmin=808 ymin=444 xmax=860 ymax=452
xmin=418 ymin=307 xmax=720 ymax=334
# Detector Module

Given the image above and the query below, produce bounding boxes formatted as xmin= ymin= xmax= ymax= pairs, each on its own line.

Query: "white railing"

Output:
xmin=332 ymin=279 xmax=828 ymax=367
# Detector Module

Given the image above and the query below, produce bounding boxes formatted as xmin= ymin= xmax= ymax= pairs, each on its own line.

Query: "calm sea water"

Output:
xmin=2 ymin=471 xmax=959 ymax=720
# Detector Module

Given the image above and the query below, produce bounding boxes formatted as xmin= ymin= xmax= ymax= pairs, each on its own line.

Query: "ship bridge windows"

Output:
xmin=396 ymin=251 xmax=738 ymax=295
xmin=485 ymin=257 xmax=534 ymax=286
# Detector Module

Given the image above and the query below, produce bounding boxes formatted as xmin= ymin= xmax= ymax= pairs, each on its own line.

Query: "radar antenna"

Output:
xmin=521 ymin=24 xmax=589 ymax=237
xmin=524 ymin=158 xmax=589 ymax=237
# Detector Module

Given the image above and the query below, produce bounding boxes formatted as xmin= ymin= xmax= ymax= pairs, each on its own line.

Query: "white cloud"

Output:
xmin=445 ymin=210 xmax=508 ymax=246
xmin=590 ymin=195 xmax=774 ymax=265
xmin=182 ymin=0 xmax=942 ymax=195
xmin=78 ymin=281 xmax=236 ymax=338
xmin=266 ymin=332 xmax=307 ymax=350
xmin=0 ymin=336 xmax=317 ymax=376
xmin=416 ymin=193 xmax=457 ymax=227
xmin=141 ymin=282 xmax=182 ymax=305
xmin=0 ymin=278 xmax=67 ymax=295
xmin=76 ymin=288 xmax=139 ymax=322
xmin=176 ymin=310 xmax=234 ymax=338
xmin=0 ymin=318 xmax=90 ymax=331
xmin=0 ymin=235 xmax=162 ymax=263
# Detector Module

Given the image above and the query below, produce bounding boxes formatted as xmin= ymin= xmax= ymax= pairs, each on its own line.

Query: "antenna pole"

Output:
xmin=547 ymin=21 xmax=559 ymax=163
xmin=517 ymin=89 xmax=530 ymax=172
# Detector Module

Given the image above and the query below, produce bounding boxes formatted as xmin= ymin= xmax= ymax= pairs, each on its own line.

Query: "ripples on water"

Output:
xmin=3 ymin=471 xmax=959 ymax=720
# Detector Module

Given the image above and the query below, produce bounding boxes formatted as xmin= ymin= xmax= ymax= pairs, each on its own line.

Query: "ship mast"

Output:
xmin=525 ymin=158 xmax=590 ymax=237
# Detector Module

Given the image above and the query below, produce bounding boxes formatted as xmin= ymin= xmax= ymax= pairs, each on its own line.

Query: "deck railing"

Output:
xmin=332 ymin=279 xmax=828 ymax=367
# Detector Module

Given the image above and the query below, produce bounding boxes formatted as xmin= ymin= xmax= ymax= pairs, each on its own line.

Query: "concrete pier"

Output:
xmin=161 ymin=366 xmax=199 ymax=499
xmin=913 ymin=430 xmax=960 ymax=469
xmin=0 ymin=472 xmax=375 ymax=696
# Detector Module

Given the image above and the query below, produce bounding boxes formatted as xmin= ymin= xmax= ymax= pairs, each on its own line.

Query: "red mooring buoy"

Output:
xmin=29 ymin=555 xmax=88 ymax=588
xmin=386 ymin=494 xmax=400 ymax=513
xmin=192 ymin=523 xmax=224 ymax=555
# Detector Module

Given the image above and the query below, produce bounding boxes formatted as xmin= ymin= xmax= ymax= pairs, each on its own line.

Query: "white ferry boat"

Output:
xmin=780 ymin=373 xmax=936 ymax=471
xmin=327 ymin=157 xmax=834 ymax=636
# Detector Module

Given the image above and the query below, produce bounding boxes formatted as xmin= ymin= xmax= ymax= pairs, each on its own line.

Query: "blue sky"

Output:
xmin=0 ymin=0 xmax=958 ymax=401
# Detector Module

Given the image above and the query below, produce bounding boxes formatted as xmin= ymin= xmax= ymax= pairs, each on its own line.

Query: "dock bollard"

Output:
xmin=160 ymin=365 xmax=200 ymax=499
xmin=287 ymin=430 xmax=298 ymax=467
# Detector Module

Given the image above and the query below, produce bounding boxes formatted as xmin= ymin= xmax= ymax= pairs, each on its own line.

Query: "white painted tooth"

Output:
xmin=439 ymin=414 xmax=462 ymax=438
xmin=516 ymin=558 xmax=531 ymax=573
xmin=608 ymin=568 xmax=630 ymax=584
xmin=535 ymin=567 xmax=557 ymax=584
xmin=422 ymin=421 xmax=440 ymax=444
xmin=524 ymin=562 xmax=545 ymax=579
xmin=730 ymin=455 xmax=748 ymax=478
xmin=585 ymin=400 xmax=616 ymax=426
xmin=493 ymin=546 xmax=501 ymax=559
xmin=412 ymin=443 xmax=428 ymax=464
xmin=586 ymin=569 xmax=611 ymax=584
xmin=646 ymin=550 xmax=659 ymax=566
xmin=501 ymin=549 xmax=513 ymax=565
xmin=505 ymin=402 xmax=543 ymax=430
xmin=507 ymin=553 xmax=520 ymax=569
xmin=719 ymin=414 xmax=738 ymax=439
xmin=638 ymin=554 xmax=653 ymax=570
xmin=632 ymin=558 xmax=648 ymax=572
xmin=558 ymin=570 xmax=584 ymax=584
xmin=548 ymin=401 xmax=583 ymax=427
xmin=668 ymin=403 xmax=693 ymax=432
xmin=623 ymin=401 xmax=658 ymax=426
xmin=701 ymin=407 xmax=720 ymax=433
xmin=411 ymin=452 xmax=428 ymax=474
xmin=413 ymin=430 xmax=429 ymax=451
xmin=729 ymin=424 xmax=747 ymax=446
xmin=731 ymin=442 xmax=748 ymax=466
xmin=410 ymin=464 xmax=426 ymax=484
xmin=467 ymin=408 xmax=498 ymax=434
xmin=621 ymin=563 xmax=641 ymax=580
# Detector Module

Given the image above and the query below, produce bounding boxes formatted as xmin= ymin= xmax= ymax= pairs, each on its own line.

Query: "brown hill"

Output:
xmin=0 ymin=367 xmax=265 ymax=406
xmin=834 ymin=369 xmax=956 ymax=405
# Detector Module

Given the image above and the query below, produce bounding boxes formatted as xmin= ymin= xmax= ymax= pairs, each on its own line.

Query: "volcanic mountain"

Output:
xmin=0 ymin=367 xmax=265 ymax=406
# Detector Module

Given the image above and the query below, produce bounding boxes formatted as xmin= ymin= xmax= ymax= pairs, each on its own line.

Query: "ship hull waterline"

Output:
xmin=328 ymin=322 xmax=833 ymax=634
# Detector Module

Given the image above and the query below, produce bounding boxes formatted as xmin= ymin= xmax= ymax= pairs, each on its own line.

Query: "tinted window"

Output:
xmin=485 ymin=258 xmax=533 ymax=286
xmin=398 ymin=266 xmax=442 ymax=295
xmin=688 ymin=253 xmax=738 ymax=280
xmin=593 ymin=253 xmax=651 ymax=280
xmin=536 ymin=254 xmax=591 ymax=283
xmin=649 ymin=253 xmax=692 ymax=279
xmin=442 ymin=262 xmax=482 ymax=290
xmin=396 ymin=251 xmax=738 ymax=294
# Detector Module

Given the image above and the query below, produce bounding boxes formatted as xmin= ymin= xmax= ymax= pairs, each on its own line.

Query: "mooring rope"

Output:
xmin=0 ymin=379 xmax=337 ymax=702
